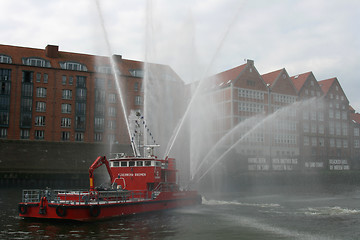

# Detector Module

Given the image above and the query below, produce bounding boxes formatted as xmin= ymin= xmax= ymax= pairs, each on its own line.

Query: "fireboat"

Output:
xmin=18 ymin=114 xmax=201 ymax=221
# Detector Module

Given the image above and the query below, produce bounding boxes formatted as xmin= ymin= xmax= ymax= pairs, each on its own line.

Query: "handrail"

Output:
xmin=21 ymin=189 xmax=152 ymax=205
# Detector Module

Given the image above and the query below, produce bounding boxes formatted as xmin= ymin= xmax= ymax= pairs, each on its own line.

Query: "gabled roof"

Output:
xmin=318 ymin=78 xmax=336 ymax=94
xmin=290 ymin=71 xmax=312 ymax=92
xmin=262 ymin=69 xmax=283 ymax=87
xmin=210 ymin=63 xmax=247 ymax=85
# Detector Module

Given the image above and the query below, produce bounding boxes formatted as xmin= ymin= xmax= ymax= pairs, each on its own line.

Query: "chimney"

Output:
xmin=45 ymin=45 xmax=59 ymax=58
xmin=247 ymin=59 xmax=254 ymax=65
xmin=112 ymin=54 xmax=122 ymax=62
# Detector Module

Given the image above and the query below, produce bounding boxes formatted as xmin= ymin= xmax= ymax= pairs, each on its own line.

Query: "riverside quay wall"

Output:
xmin=0 ymin=140 xmax=132 ymax=187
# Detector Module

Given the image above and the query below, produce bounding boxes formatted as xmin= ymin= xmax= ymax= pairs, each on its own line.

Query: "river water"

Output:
xmin=1 ymin=185 xmax=360 ymax=239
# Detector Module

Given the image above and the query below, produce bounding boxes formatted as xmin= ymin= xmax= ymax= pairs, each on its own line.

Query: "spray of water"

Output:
xmin=163 ymin=3 xmax=244 ymax=159
xmin=191 ymin=98 xmax=319 ymax=185
xmin=94 ymin=0 xmax=136 ymax=156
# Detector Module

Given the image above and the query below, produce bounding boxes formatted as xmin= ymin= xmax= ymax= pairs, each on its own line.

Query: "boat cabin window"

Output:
xmin=155 ymin=161 xmax=161 ymax=167
xmin=129 ymin=161 xmax=135 ymax=167
xmin=112 ymin=161 xmax=119 ymax=167
xmin=136 ymin=161 xmax=143 ymax=166
xmin=145 ymin=161 xmax=151 ymax=166
xmin=120 ymin=161 xmax=127 ymax=167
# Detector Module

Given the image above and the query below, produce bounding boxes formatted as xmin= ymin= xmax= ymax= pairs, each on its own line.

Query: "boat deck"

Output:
xmin=21 ymin=189 xmax=157 ymax=206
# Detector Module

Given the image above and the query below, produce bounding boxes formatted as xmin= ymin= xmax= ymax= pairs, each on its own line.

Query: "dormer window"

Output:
xmin=0 ymin=54 xmax=12 ymax=64
xmin=22 ymin=57 xmax=51 ymax=67
xmin=60 ymin=61 xmax=87 ymax=71
xmin=95 ymin=65 xmax=112 ymax=74
xmin=129 ymin=69 xmax=144 ymax=78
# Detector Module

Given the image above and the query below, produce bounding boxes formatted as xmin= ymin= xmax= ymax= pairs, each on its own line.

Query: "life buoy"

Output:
xmin=56 ymin=205 xmax=67 ymax=217
xmin=89 ymin=205 xmax=101 ymax=217
xmin=18 ymin=204 xmax=27 ymax=214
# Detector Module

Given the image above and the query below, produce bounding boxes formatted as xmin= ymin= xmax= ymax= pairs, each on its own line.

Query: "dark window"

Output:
xmin=22 ymin=71 xmax=33 ymax=83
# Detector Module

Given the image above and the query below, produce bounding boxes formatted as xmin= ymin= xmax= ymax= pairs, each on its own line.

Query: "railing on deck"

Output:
xmin=21 ymin=189 xmax=152 ymax=205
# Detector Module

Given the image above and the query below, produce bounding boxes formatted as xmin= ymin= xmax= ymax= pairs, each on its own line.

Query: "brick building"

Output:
xmin=0 ymin=44 xmax=184 ymax=146
xmin=201 ymin=60 xmax=359 ymax=172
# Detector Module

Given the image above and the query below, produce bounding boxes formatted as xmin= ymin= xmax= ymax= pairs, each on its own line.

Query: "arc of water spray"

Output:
xmin=192 ymin=113 xmax=266 ymax=180
xmin=94 ymin=0 xmax=138 ymax=156
xmin=191 ymin=98 xmax=317 ymax=185
xmin=164 ymin=3 xmax=244 ymax=158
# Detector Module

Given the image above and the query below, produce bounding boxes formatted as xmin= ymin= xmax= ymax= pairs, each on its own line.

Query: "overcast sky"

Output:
xmin=1 ymin=0 xmax=360 ymax=109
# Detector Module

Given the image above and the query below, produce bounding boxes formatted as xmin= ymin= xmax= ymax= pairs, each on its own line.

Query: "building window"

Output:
xmin=0 ymin=112 xmax=9 ymax=125
xmin=303 ymin=123 xmax=309 ymax=133
xmin=36 ymin=102 xmax=46 ymax=112
xmin=61 ymin=118 xmax=71 ymax=127
xmin=336 ymin=139 xmax=342 ymax=148
xmin=108 ymin=107 xmax=116 ymax=117
xmin=62 ymin=131 xmax=70 ymax=141
xmin=36 ymin=73 xmax=41 ymax=82
xmin=94 ymin=117 xmax=104 ymax=130
xmin=94 ymin=133 xmax=102 ymax=142
xmin=354 ymin=128 xmax=359 ymax=137
xmin=311 ymin=124 xmax=317 ymax=133
xmin=318 ymin=112 xmax=324 ymax=121
xmin=60 ymin=61 xmax=87 ymax=71
xmin=246 ymin=80 xmax=255 ymax=86
xmin=129 ymin=69 xmax=144 ymax=77
xmin=95 ymin=103 xmax=105 ymax=116
xmin=134 ymin=82 xmax=139 ymax=91
xmin=343 ymin=140 xmax=348 ymax=148
xmin=0 ymin=128 xmax=7 ymax=138
xmin=21 ymin=98 xmax=32 ymax=112
xmin=36 ymin=87 xmax=47 ymax=98
xmin=330 ymin=138 xmax=335 ymax=147
xmin=318 ymin=124 xmax=324 ymax=134
xmin=329 ymin=109 xmax=334 ymax=118
xmin=76 ymin=76 xmax=86 ymax=88
xmin=319 ymin=138 xmax=325 ymax=147
xmin=342 ymin=111 xmax=347 ymax=120
xmin=304 ymin=136 xmax=309 ymax=146
xmin=108 ymin=94 xmax=116 ymax=103
xmin=62 ymin=89 xmax=72 ymax=100
xmin=342 ymin=124 xmax=348 ymax=136
xmin=0 ymin=54 xmax=12 ymax=64
xmin=76 ymin=88 xmax=87 ymax=101
xmin=22 ymin=71 xmax=33 ymax=83
xmin=34 ymin=130 xmax=44 ymax=140
xmin=108 ymin=134 xmax=115 ymax=143
xmin=20 ymin=129 xmax=30 ymax=139
xmin=311 ymin=137 xmax=317 ymax=146
xmin=62 ymin=75 xmax=67 ymax=85
xmin=108 ymin=120 xmax=116 ymax=129
xmin=76 ymin=102 xmax=86 ymax=115
xmin=35 ymin=116 xmax=45 ymax=126
xmin=22 ymin=57 xmax=51 ymax=68
xmin=75 ymin=116 xmax=86 ymax=130
xmin=75 ymin=132 xmax=84 ymax=141
xmin=135 ymin=96 xmax=142 ymax=105
xmin=335 ymin=122 xmax=341 ymax=136
xmin=355 ymin=140 xmax=360 ymax=148
xmin=61 ymin=104 xmax=71 ymax=114
xmin=43 ymin=73 xmax=48 ymax=83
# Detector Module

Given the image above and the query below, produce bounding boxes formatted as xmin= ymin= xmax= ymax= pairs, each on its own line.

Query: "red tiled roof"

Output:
xmin=351 ymin=112 xmax=360 ymax=124
xmin=262 ymin=69 xmax=283 ymax=86
xmin=290 ymin=72 xmax=312 ymax=91
xmin=318 ymin=78 xmax=336 ymax=94
xmin=210 ymin=64 xmax=247 ymax=85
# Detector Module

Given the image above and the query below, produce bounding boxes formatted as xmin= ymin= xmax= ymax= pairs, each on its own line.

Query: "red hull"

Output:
xmin=19 ymin=191 xmax=201 ymax=221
